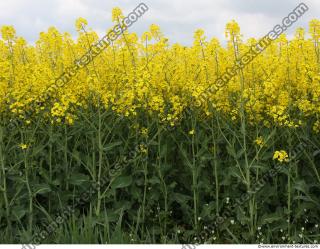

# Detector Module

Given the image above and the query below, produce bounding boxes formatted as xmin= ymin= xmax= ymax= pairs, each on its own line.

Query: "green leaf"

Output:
xmin=69 ymin=173 xmax=89 ymax=186
xmin=260 ymin=208 xmax=284 ymax=225
xmin=226 ymin=145 xmax=236 ymax=158
xmin=104 ymin=141 xmax=122 ymax=152
xmin=110 ymin=209 xmax=124 ymax=243
xmin=33 ymin=183 xmax=51 ymax=195
xmin=111 ymin=176 xmax=133 ymax=189
xmin=293 ymin=180 xmax=309 ymax=195
xmin=11 ymin=206 xmax=27 ymax=221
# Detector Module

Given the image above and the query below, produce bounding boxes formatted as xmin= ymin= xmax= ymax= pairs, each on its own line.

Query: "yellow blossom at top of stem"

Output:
xmin=150 ymin=24 xmax=161 ymax=38
xmin=0 ymin=17 xmax=320 ymax=132
xmin=75 ymin=17 xmax=88 ymax=31
xmin=309 ymin=19 xmax=320 ymax=40
xmin=1 ymin=25 xmax=16 ymax=40
xmin=142 ymin=31 xmax=152 ymax=42
xmin=225 ymin=20 xmax=241 ymax=40
xmin=295 ymin=27 xmax=305 ymax=40
xmin=112 ymin=7 xmax=124 ymax=22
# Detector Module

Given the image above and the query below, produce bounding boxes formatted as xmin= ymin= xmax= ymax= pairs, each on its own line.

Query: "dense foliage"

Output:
xmin=1 ymin=8 xmax=320 ymax=243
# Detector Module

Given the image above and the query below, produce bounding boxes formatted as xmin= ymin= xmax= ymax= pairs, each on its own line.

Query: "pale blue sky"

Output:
xmin=0 ymin=0 xmax=319 ymax=45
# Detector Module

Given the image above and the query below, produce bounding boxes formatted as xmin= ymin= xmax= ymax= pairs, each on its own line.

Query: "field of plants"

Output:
xmin=1 ymin=8 xmax=320 ymax=244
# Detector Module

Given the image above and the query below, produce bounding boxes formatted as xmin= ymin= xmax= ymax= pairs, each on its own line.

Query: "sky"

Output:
xmin=0 ymin=0 xmax=319 ymax=45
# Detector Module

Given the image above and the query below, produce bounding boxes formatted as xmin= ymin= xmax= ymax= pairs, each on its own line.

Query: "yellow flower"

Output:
xmin=66 ymin=115 xmax=74 ymax=125
xmin=150 ymin=24 xmax=161 ymax=38
xmin=273 ymin=150 xmax=289 ymax=163
xmin=1 ymin=25 xmax=16 ymax=40
xmin=139 ymin=144 xmax=148 ymax=154
xmin=254 ymin=136 xmax=264 ymax=147
xmin=112 ymin=7 xmax=124 ymax=22
xmin=19 ymin=143 xmax=30 ymax=150
xmin=189 ymin=129 xmax=195 ymax=135
xmin=225 ymin=20 xmax=241 ymax=40
xmin=75 ymin=17 xmax=88 ymax=31
xmin=140 ymin=127 xmax=149 ymax=138
xmin=142 ymin=31 xmax=152 ymax=42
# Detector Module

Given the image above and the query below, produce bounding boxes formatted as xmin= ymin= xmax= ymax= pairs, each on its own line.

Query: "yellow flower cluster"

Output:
xmin=0 ymin=11 xmax=320 ymax=130
xmin=19 ymin=143 xmax=30 ymax=150
xmin=273 ymin=150 xmax=289 ymax=163
xmin=254 ymin=137 xmax=264 ymax=147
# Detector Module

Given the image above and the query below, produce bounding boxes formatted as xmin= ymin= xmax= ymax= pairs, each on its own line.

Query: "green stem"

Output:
xmin=157 ymin=124 xmax=168 ymax=238
xmin=24 ymin=151 xmax=33 ymax=232
xmin=191 ymin=117 xmax=198 ymax=230
xmin=64 ymin=125 xmax=69 ymax=191
xmin=49 ymin=124 xmax=53 ymax=212
xmin=287 ymin=132 xmax=292 ymax=237
xmin=232 ymin=34 xmax=254 ymax=239
xmin=0 ymin=126 xmax=10 ymax=230
xmin=96 ymin=101 xmax=103 ymax=216
xmin=211 ymin=117 xmax=219 ymax=217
